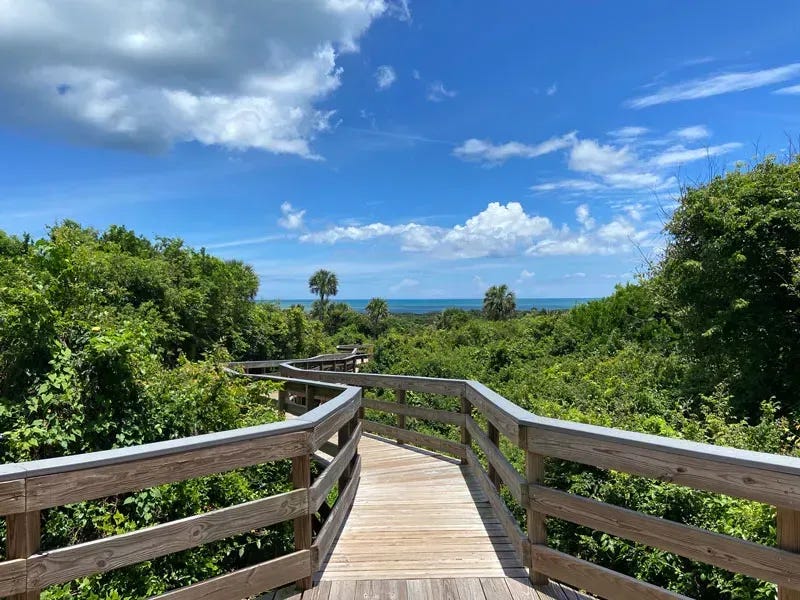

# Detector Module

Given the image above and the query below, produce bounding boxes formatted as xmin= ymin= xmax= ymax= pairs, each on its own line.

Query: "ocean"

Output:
xmin=261 ymin=298 xmax=595 ymax=314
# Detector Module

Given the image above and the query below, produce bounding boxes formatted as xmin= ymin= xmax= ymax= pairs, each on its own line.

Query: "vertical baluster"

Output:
xmin=460 ymin=397 xmax=471 ymax=465
xmin=778 ymin=507 xmax=800 ymax=600
xmin=396 ymin=388 xmax=406 ymax=444
xmin=526 ymin=450 xmax=548 ymax=585
xmin=487 ymin=422 xmax=501 ymax=489
xmin=292 ymin=455 xmax=312 ymax=590
xmin=7 ymin=510 xmax=40 ymax=600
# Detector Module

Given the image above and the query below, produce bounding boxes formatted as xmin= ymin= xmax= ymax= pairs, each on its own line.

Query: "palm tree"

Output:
xmin=365 ymin=297 xmax=390 ymax=336
xmin=308 ymin=269 xmax=339 ymax=313
xmin=483 ymin=284 xmax=516 ymax=320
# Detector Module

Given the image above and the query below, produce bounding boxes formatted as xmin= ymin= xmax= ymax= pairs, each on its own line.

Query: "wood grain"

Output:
xmin=0 ymin=559 xmax=27 ymax=598
xmin=313 ymin=455 xmax=361 ymax=568
xmin=363 ymin=421 xmax=465 ymax=459
xmin=0 ymin=480 xmax=26 ymax=516
xmin=27 ymin=490 xmax=307 ymax=588
xmin=395 ymin=389 xmax=407 ymax=437
xmin=363 ymin=397 xmax=465 ymax=427
xmin=526 ymin=453 xmax=548 ymax=586
xmin=531 ymin=483 xmax=800 ymax=590
xmin=465 ymin=416 xmax=526 ymax=504
xmin=778 ymin=507 xmax=800 ymax=600
xmin=7 ymin=511 xmax=39 ymax=600
xmin=310 ymin=423 xmax=362 ymax=512
xmin=293 ymin=455 xmax=313 ymax=590
xmin=26 ymin=430 xmax=309 ymax=510
xmin=531 ymin=545 xmax=691 ymax=600
xmin=149 ymin=550 xmax=310 ymax=600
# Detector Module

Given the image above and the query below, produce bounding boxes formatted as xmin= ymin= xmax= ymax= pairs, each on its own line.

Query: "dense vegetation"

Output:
xmin=1 ymin=158 xmax=799 ymax=598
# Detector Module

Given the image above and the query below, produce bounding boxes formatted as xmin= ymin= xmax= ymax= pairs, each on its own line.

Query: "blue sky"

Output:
xmin=0 ymin=1 xmax=798 ymax=299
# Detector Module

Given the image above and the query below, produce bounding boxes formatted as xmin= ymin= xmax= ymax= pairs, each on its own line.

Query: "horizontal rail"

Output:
xmin=362 ymin=421 xmax=466 ymax=459
xmin=363 ymin=397 xmax=465 ymax=426
xmin=312 ymin=455 xmax=362 ymax=569
xmin=466 ymin=416 xmax=526 ymax=505
xmin=310 ymin=422 xmax=362 ymax=512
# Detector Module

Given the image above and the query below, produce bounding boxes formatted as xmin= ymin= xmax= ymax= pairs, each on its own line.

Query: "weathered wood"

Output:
xmin=526 ymin=454 xmax=547 ymax=586
xmin=292 ymin=455 xmax=312 ymax=591
xmin=363 ymin=421 xmax=466 ymax=460
xmin=486 ymin=422 xmax=501 ymax=489
xmin=149 ymin=550 xmax=311 ymax=600
xmin=313 ymin=455 xmax=361 ymax=569
xmin=363 ymin=397 xmax=465 ymax=427
xmin=26 ymin=490 xmax=307 ymax=588
xmin=310 ymin=423 xmax=362 ymax=512
xmin=0 ymin=559 xmax=27 ymax=598
xmin=464 ymin=448 xmax=528 ymax=566
xmin=526 ymin=422 xmax=800 ymax=510
xmin=26 ymin=430 xmax=309 ymax=510
xmin=460 ymin=397 xmax=471 ymax=466
xmin=0 ymin=480 xmax=26 ymax=516
xmin=336 ymin=419 xmax=353 ymax=494
xmin=7 ymin=510 xmax=40 ymax=600
xmin=465 ymin=417 xmax=525 ymax=504
xmin=778 ymin=508 xmax=800 ymax=599
xmin=395 ymin=389 xmax=406 ymax=441
xmin=464 ymin=381 xmax=531 ymax=447
xmin=531 ymin=483 xmax=800 ymax=590
xmin=531 ymin=545 xmax=691 ymax=600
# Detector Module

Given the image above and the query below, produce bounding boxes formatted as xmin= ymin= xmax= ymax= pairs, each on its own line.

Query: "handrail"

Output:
xmin=0 ymin=360 xmax=363 ymax=599
xmin=277 ymin=357 xmax=800 ymax=600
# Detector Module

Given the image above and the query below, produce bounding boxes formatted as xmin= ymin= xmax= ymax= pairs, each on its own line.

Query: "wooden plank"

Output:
xmin=26 ymin=489 xmax=307 ymax=588
xmin=150 ymin=550 xmax=310 ymax=600
xmin=293 ymin=455 xmax=312 ymax=591
xmin=779 ymin=508 xmax=800 ymax=600
xmin=363 ymin=398 xmax=465 ymax=427
xmin=0 ymin=559 xmax=27 ymax=598
xmin=531 ymin=483 xmax=800 ymax=590
xmin=363 ymin=421 xmax=465 ymax=460
xmin=305 ymin=396 xmax=360 ymax=452
xmin=26 ymin=430 xmax=309 ymax=510
xmin=526 ymin=418 xmax=800 ymax=510
xmin=466 ymin=417 xmax=526 ymax=504
xmin=396 ymin=389 xmax=406 ymax=438
xmin=527 ymin=454 xmax=548 ymax=586
xmin=465 ymin=381 xmax=529 ymax=446
xmin=460 ymin=397 xmax=471 ymax=466
xmin=531 ymin=545 xmax=691 ymax=600
xmin=310 ymin=423 xmax=362 ymax=512
xmin=313 ymin=455 xmax=361 ymax=568
xmin=487 ymin=422 xmax=501 ymax=489
xmin=480 ymin=578 xmax=514 ymax=600
xmin=7 ymin=511 xmax=39 ymax=600
xmin=0 ymin=480 xmax=25 ymax=516
xmin=465 ymin=448 xmax=528 ymax=566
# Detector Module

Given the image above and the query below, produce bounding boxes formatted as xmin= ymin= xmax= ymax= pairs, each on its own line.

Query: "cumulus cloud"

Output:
xmin=575 ymin=204 xmax=595 ymax=230
xmin=278 ymin=202 xmax=306 ymax=230
xmin=528 ymin=216 xmax=659 ymax=257
xmin=427 ymin=81 xmax=457 ymax=102
xmin=375 ymin=65 xmax=396 ymax=90
xmin=568 ymin=139 xmax=633 ymax=175
xmin=453 ymin=132 xmax=577 ymax=165
xmin=672 ymin=125 xmax=711 ymax=140
xmin=0 ymin=1 xmax=389 ymax=155
xmin=627 ymin=63 xmax=800 ymax=108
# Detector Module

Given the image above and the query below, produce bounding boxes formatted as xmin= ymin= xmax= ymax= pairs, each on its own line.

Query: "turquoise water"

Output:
xmin=262 ymin=298 xmax=595 ymax=314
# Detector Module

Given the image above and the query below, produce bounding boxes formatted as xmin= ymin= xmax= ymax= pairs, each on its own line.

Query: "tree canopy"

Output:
xmin=483 ymin=284 xmax=516 ymax=320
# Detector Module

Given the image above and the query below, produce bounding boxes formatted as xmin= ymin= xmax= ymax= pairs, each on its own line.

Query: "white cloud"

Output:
xmin=775 ymin=84 xmax=800 ymax=95
xmin=518 ymin=269 xmax=535 ymax=281
xmin=546 ymin=83 xmax=558 ymax=96
xmin=672 ymin=125 xmax=711 ymax=140
xmin=390 ymin=277 xmax=419 ymax=292
xmin=575 ymin=204 xmax=595 ymax=230
xmin=563 ymin=272 xmax=586 ymax=279
xmin=608 ymin=126 xmax=649 ymax=139
xmin=0 ymin=1 xmax=389 ymax=155
xmin=387 ymin=0 xmax=412 ymax=22
xmin=278 ymin=202 xmax=306 ymax=230
xmin=453 ymin=132 xmax=577 ymax=165
xmin=427 ymin=81 xmax=457 ymax=102
xmin=375 ymin=65 xmax=396 ymax=90
xmin=412 ymin=69 xmax=421 ymax=80
xmin=301 ymin=201 xmax=555 ymax=259
xmin=628 ymin=63 xmax=800 ymax=108
xmin=528 ymin=216 xmax=660 ymax=257
xmin=568 ymin=139 xmax=632 ymax=175
xmin=530 ymin=179 xmax=605 ymax=192
xmin=650 ymin=142 xmax=742 ymax=168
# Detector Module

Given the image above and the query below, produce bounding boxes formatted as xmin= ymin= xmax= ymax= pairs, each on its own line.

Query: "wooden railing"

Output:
xmin=0 ymin=370 xmax=361 ymax=599
xmin=279 ymin=361 xmax=800 ymax=600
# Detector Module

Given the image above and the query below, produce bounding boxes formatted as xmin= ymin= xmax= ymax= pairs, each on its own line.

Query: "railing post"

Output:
xmin=460 ymin=396 xmax=471 ymax=465
xmin=305 ymin=385 xmax=319 ymax=410
xmin=778 ymin=507 xmax=800 ymax=600
xmin=338 ymin=419 xmax=353 ymax=490
xmin=292 ymin=454 xmax=312 ymax=590
xmin=526 ymin=449 xmax=548 ymax=586
xmin=278 ymin=388 xmax=288 ymax=413
xmin=487 ymin=422 xmax=501 ymax=489
xmin=396 ymin=389 xmax=406 ymax=444
xmin=7 ymin=510 xmax=41 ymax=600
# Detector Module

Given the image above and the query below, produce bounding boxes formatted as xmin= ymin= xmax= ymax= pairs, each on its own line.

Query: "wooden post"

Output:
xmin=526 ymin=450 xmax=548 ymax=585
xmin=278 ymin=388 xmax=288 ymax=413
xmin=305 ymin=385 xmax=319 ymax=411
xmin=778 ymin=507 xmax=800 ymax=600
xmin=7 ymin=510 xmax=41 ymax=600
xmin=460 ymin=397 xmax=471 ymax=465
xmin=292 ymin=455 xmax=312 ymax=590
xmin=487 ymin=422 xmax=501 ymax=489
xmin=396 ymin=389 xmax=406 ymax=444
xmin=338 ymin=420 xmax=352 ymax=491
